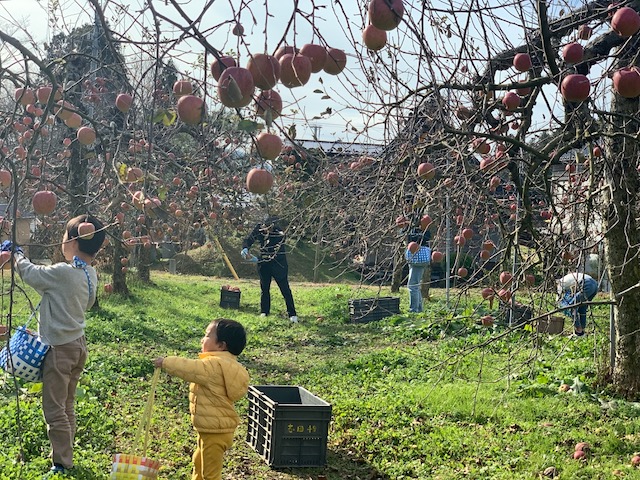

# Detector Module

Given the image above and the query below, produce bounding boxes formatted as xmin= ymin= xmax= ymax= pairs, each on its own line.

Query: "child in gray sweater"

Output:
xmin=14 ymin=214 xmax=106 ymax=478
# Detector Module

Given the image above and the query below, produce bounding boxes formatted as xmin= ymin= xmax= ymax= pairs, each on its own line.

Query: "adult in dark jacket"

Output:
xmin=241 ymin=217 xmax=298 ymax=323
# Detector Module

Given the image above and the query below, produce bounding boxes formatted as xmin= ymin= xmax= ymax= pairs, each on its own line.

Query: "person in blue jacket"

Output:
xmin=404 ymin=225 xmax=431 ymax=313
xmin=557 ymin=272 xmax=598 ymax=336
xmin=241 ymin=217 xmax=298 ymax=323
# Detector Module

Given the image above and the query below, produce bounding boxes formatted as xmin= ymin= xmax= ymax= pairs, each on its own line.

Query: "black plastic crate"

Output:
xmin=246 ymin=385 xmax=332 ymax=468
xmin=220 ymin=288 xmax=240 ymax=308
xmin=348 ymin=296 xmax=400 ymax=323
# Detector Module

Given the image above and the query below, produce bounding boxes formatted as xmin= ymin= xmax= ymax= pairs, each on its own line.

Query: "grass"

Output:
xmin=1 ymin=272 xmax=639 ymax=479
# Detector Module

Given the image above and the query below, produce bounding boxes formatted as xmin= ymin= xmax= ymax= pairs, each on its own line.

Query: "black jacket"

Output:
xmin=243 ymin=223 xmax=287 ymax=261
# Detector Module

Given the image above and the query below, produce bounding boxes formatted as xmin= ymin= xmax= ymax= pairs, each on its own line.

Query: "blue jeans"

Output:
xmin=407 ymin=264 xmax=426 ymax=313
xmin=561 ymin=277 xmax=598 ymax=329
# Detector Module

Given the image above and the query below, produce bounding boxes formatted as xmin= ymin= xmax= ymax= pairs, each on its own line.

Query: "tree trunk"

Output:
xmin=421 ymin=264 xmax=431 ymax=301
xmin=391 ymin=252 xmax=405 ymax=292
xmin=112 ymin=225 xmax=129 ymax=296
xmin=137 ymin=244 xmax=152 ymax=283
xmin=604 ymin=52 xmax=640 ymax=399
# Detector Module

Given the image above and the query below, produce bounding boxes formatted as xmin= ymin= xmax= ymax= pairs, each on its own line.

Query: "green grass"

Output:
xmin=1 ymin=273 xmax=639 ymax=479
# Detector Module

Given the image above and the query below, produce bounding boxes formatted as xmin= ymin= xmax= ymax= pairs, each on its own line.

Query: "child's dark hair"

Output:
xmin=66 ymin=214 xmax=106 ymax=256
xmin=210 ymin=318 xmax=246 ymax=355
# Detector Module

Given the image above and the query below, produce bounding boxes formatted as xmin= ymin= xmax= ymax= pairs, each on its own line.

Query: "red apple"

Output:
xmin=462 ymin=228 xmax=474 ymax=240
xmin=611 ymin=7 xmax=640 ymax=37
xmin=362 ymin=24 xmax=387 ymax=50
xmin=78 ymin=221 xmax=96 ymax=239
xmin=631 ymin=454 xmax=640 ymax=467
xmin=274 ymin=45 xmax=298 ymax=60
xmin=575 ymin=442 xmax=590 ymax=452
xmin=246 ymin=168 xmax=274 ymax=194
xmin=431 ymin=251 xmax=444 ymax=262
xmin=104 ymin=283 xmax=113 ymax=293
xmin=279 ymin=54 xmax=312 ymax=88
xmin=14 ymin=87 xmax=35 ymax=106
xmin=32 ymin=190 xmax=57 ymax=215
xmin=497 ymin=288 xmax=511 ymax=302
xmin=247 ymin=53 xmax=281 ymax=90
xmin=256 ymin=132 xmax=283 ymax=160
xmin=255 ymin=89 xmax=283 ymax=120
xmin=420 ymin=214 xmax=433 ymax=230
xmin=0 ymin=170 xmax=12 ymax=189
xmin=561 ymin=74 xmax=590 ymax=102
xmin=573 ymin=450 xmax=586 ymax=460
xmin=562 ymin=43 xmax=584 ymax=64
xmin=300 ymin=43 xmax=328 ymax=73
xmin=323 ymin=48 xmax=347 ymax=75
xmin=173 ymin=80 xmax=193 ymax=97
xmin=578 ymin=24 xmax=593 ymax=40
xmin=210 ymin=56 xmax=237 ymax=81
xmin=407 ymin=241 xmax=419 ymax=254
xmin=77 ymin=126 xmax=96 ymax=145
xmin=593 ymin=146 xmax=602 ymax=157
xmin=218 ymin=67 xmax=255 ymax=107
xmin=0 ymin=251 xmax=11 ymax=270
xmin=417 ymin=162 xmax=436 ymax=180
xmin=458 ymin=267 xmax=468 ymax=278
xmin=454 ymin=235 xmax=466 ymax=246
xmin=115 ymin=93 xmax=133 ymax=113
xmin=525 ymin=274 xmax=536 ymax=286
xmin=612 ymin=67 xmax=640 ymax=98
xmin=502 ymin=92 xmax=521 ymax=111
xmin=177 ymin=95 xmax=205 ymax=124
xmin=513 ymin=53 xmax=532 ymax=72
xmin=499 ymin=271 xmax=513 ymax=285
xmin=36 ymin=85 xmax=61 ymax=104
xmin=126 ymin=167 xmax=144 ymax=183
xmin=481 ymin=288 xmax=494 ymax=300
xmin=481 ymin=315 xmax=494 ymax=326
xmin=65 ymin=113 xmax=82 ymax=129
xmin=368 ymin=0 xmax=404 ymax=31
xmin=479 ymin=249 xmax=491 ymax=260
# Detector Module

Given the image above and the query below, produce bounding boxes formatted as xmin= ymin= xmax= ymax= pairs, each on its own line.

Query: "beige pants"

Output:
xmin=192 ymin=431 xmax=235 ymax=480
xmin=42 ymin=336 xmax=87 ymax=469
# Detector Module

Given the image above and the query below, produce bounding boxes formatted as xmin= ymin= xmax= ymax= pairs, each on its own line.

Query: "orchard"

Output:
xmin=0 ymin=0 xmax=640 ymax=475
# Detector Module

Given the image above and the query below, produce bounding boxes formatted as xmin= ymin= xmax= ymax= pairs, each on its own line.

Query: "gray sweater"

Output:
xmin=16 ymin=255 xmax=97 ymax=346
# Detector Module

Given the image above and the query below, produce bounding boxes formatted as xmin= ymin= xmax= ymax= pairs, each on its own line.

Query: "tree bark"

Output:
xmin=604 ymin=52 xmax=640 ymax=399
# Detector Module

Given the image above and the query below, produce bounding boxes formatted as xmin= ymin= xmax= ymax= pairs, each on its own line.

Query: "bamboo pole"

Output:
xmin=214 ymin=237 xmax=240 ymax=281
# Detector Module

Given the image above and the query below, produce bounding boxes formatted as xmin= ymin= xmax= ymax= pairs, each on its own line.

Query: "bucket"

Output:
xmin=111 ymin=368 xmax=161 ymax=479
xmin=111 ymin=454 xmax=160 ymax=479
xmin=0 ymin=325 xmax=49 ymax=383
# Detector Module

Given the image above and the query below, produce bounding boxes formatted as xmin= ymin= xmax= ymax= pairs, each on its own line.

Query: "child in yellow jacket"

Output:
xmin=153 ymin=318 xmax=249 ymax=480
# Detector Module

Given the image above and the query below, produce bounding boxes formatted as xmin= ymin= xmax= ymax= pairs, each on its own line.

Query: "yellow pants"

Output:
xmin=192 ymin=431 xmax=235 ymax=480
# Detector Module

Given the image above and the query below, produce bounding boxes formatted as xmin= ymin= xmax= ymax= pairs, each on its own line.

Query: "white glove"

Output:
xmin=241 ymin=248 xmax=249 ymax=259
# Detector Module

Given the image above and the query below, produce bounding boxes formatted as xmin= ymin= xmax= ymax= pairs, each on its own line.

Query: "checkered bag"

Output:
xmin=0 ymin=325 xmax=49 ymax=383
xmin=405 ymin=245 xmax=431 ymax=265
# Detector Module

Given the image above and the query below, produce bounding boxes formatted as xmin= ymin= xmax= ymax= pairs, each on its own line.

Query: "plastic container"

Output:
xmin=536 ymin=315 xmax=565 ymax=334
xmin=246 ymin=385 xmax=332 ymax=468
xmin=220 ymin=288 xmax=241 ymax=309
xmin=348 ymin=296 xmax=400 ymax=323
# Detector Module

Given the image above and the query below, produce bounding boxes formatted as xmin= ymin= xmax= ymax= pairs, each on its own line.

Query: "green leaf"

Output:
xmin=237 ymin=119 xmax=264 ymax=133
xmin=162 ymin=110 xmax=177 ymax=127
xmin=152 ymin=109 xmax=168 ymax=123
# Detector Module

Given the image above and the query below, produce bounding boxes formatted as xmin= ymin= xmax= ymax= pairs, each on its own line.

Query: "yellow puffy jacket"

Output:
xmin=162 ymin=351 xmax=249 ymax=433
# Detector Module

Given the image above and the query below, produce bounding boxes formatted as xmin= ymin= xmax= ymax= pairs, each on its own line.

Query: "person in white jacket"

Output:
xmin=154 ymin=318 xmax=249 ymax=480
xmin=11 ymin=214 xmax=106 ymax=478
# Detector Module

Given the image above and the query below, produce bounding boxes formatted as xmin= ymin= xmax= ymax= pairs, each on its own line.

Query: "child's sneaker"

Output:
xmin=289 ymin=316 xmax=298 ymax=323
xmin=42 ymin=464 xmax=73 ymax=479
